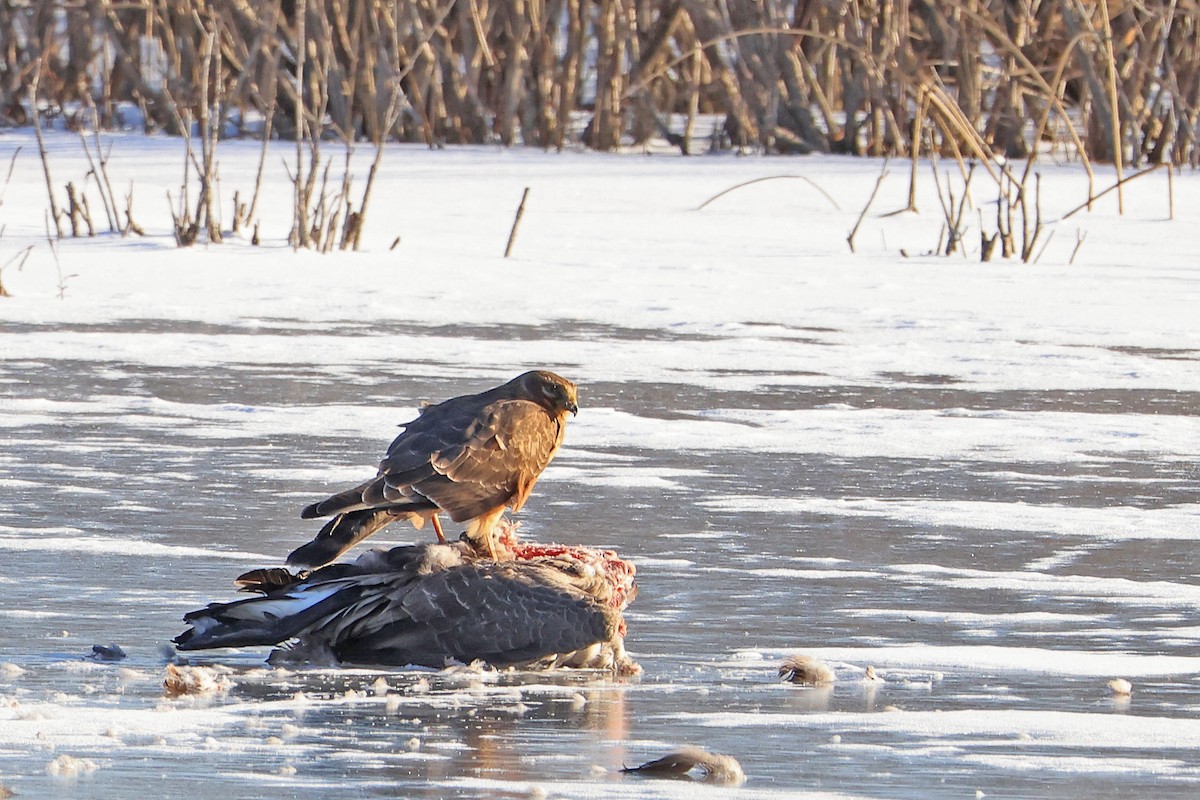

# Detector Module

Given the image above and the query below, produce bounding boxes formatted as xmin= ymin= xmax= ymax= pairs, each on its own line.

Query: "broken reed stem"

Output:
xmin=504 ymin=187 xmax=531 ymax=258
xmin=1033 ymin=228 xmax=1054 ymax=264
xmin=246 ymin=36 xmax=281 ymax=227
xmin=696 ymin=175 xmax=841 ymax=211
xmin=43 ymin=211 xmax=72 ymax=299
xmin=904 ymin=88 xmax=929 ymax=214
xmin=1021 ymin=172 xmax=1043 ymax=262
xmin=847 ymin=165 xmax=888 ymax=254
xmin=76 ymin=117 xmax=114 ymax=232
xmin=123 ymin=185 xmax=144 ymax=236
xmin=293 ymin=0 xmax=309 ymax=250
xmin=1098 ymin=0 xmax=1124 ymax=213
xmin=1166 ymin=163 xmax=1176 ymax=220
xmin=0 ymin=245 xmax=35 ymax=298
xmin=1059 ymin=163 xmax=1168 ymax=220
xmin=0 ymin=146 xmax=20 ymax=207
xmin=29 ymin=64 xmax=63 ymax=239
xmin=1070 ymin=229 xmax=1088 ymax=264
xmin=87 ymin=98 xmax=122 ymax=232
xmin=979 ymin=209 xmax=998 ymax=262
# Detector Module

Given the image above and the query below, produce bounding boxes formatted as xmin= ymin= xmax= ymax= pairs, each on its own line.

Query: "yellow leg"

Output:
xmin=431 ymin=513 xmax=447 ymax=543
xmin=484 ymin=528 xmax=498 ymax=561
xmin=465 ymin=507 xmax=505 ymax=560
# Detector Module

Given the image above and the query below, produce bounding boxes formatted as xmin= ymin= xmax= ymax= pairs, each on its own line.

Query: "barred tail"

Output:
xmin=287 ymin=507 xmax=428 ymax=568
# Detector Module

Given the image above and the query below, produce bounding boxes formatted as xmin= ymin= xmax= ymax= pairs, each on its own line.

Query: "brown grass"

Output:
xmin=3 ymin=2 xmax=1197 ymax=165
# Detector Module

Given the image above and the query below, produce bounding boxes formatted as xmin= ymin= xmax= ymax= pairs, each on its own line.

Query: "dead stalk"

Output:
xmin=1098 ymin=0 xmax=1124 ymax=213
xmin=44 ymin=211 xmax=74 ymax=299
xmin=0 ymin=146 xmax=20 ymax=208
xmin=504 ymin=187 xmax=531 ymax=258
xmin=29 ymin=64 xmax=64 ymax=239
xmin=0 ymin=245 xmax=35 ymax=298
xmin=1059 ymin=164 xmax=1168 ymax=221
xmin=1070 ymin=229 xmax=1088 ymax=264
xmin=697 ymin=175 xmax=841 ymax=211
xmin=1166 ymin=163 xmax=1176 ymax=220
xmin=847 ymin=164 xmax=889 ymax=254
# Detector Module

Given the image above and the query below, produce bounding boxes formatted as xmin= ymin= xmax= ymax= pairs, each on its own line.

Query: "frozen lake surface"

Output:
xmin=1 ymin=133 xmax=1199 ymax=798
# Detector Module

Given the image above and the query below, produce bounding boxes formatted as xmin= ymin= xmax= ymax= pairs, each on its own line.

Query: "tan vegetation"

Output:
xmin=0 ymin=0 xmax=1197 ymax=166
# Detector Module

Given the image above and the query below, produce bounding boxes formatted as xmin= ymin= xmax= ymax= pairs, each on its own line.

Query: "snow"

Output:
xmin=1 ymin=129 xmax=1199 ymax=798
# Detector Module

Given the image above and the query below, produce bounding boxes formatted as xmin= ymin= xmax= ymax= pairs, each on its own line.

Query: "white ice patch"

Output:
xmin=676 ymin=707 xmax=1200 ymax=754
xmin=572 ymin=407 xmax=1200 ymax=462
xmin=699 ymin=497 xmax=1200 ymax=541
xmin=0 ymin=528 xmax=269 ymax=560
xmin=736 ymin=644 xmax=1200 ymax=677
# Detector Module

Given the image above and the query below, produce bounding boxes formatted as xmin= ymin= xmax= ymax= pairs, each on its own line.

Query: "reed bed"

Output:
xmin=2 ymin=0 xmax=1197 ymax=166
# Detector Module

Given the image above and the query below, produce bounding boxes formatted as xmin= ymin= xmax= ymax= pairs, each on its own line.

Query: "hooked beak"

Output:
xmin=566 ymin=402 xmax=579 ymax=416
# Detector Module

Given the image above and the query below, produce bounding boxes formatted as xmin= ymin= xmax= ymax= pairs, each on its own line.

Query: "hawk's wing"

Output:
xmin=374 ymin=397 xmax=564 ymax=522
xmin=295 ymin=374 xmax=573 ymax=567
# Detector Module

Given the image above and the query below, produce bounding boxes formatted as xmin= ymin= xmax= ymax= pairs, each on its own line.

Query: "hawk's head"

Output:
xmin=517 ymin=370 xmax=579 ymax=416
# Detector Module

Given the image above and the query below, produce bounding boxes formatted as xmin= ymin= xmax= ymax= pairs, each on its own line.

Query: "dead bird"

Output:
xmin=177 ymin=522 xmax=638 ymax=674
xmin=622 ymin=746 xmax=746 ymax=785
xmin=779 ymin=653 xmax=836 ymax=685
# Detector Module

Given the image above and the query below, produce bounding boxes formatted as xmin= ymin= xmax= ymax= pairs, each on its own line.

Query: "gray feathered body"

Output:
xmin=177 ymin=533 xmax=637 ymax=673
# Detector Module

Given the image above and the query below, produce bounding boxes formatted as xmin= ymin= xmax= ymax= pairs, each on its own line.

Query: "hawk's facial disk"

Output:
xmin=539 ymin=375 xmax=579 ymax=416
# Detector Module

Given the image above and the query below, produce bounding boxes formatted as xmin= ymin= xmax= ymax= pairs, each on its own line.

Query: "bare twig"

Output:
xmin=0 ymin=245 xmax=35 ymax=298
xmin=1020 ymin=172 xmax=1043 ymax=263
xmin=29 ymin=63 xmax=64 ymax=239
xmin=44 ymin=211 xmax=74 ymax=299
xmin=697 ymin=175 xmax=841 ymax=211
xmin=0 ymin=146 xmax=20 ymax=207
xmin=504 ymin=187 xmax=531 ymax=258
xmin=1167 ymin=164 xmax=1175 ymax=220
xmin=123 ymin=185 xmax=144 ymax=236
xmin=1059 ymin=164 xmax=1169 ymax=221
xmin=847 ymin=164 xmax=888 ymax=254
xmin=293 ymin=0 xmax=310 ymax=250
xmin=1032 ymin=228 xmax=1055 ymax=264
xmin=82 ymin=98 xmax=121 ymax=232
xmin=929 ymin=160 xmax=974 ymax=256
xmin=1069 ymin=229 xmax=1088 ymax=265
xmin=1098 ymin=0 xmax=1124 ymax=212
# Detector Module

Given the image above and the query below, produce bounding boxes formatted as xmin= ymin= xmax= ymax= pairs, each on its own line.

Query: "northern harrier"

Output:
xmin=289 ymin=370 xmax=578 ymax=568
xmin=175 ymin=523 xmax=638 ymax=673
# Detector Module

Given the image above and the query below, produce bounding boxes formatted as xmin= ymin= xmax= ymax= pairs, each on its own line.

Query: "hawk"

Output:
xmin=289 ymin=370 xmax=578 ymax=568
xmin=175 ymin=523 xmax=638 ymax=673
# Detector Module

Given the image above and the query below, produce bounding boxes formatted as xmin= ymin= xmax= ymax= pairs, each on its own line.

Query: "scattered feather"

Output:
xmin=622 ymin=746 xmax=746 ymax=785
xmin=779 ymin=654 xmax=836 ymax=685
xmin=163 ymin=664 xmax=233 ymax=697
xmin=1108 ymin=678 xmax=1133 ymax=696
xmin=46 ymin=754 xmax=99 ymax=778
